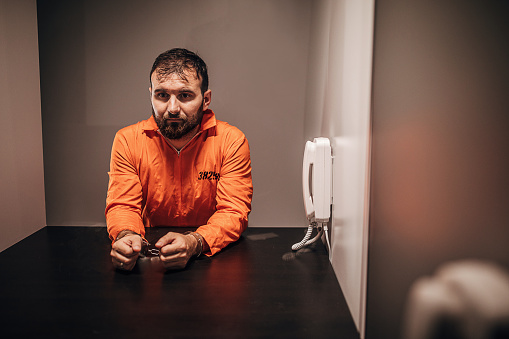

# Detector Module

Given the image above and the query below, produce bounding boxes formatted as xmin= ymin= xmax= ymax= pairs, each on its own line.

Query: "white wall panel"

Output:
xmin=304 ymin=1 xmax=374 ymax=336
xmin=0 ymin=0 xmax=46 ymax=251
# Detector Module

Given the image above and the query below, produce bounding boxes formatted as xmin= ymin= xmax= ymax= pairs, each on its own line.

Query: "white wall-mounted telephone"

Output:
xmin=292 ymin=137 xmax=332 ymax=251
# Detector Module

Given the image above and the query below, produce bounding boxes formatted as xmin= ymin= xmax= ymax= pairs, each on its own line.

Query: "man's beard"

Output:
xmin=153 ymin=105 xmax=204 ymax=140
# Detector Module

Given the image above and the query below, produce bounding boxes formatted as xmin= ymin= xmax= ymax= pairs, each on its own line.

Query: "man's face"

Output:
xmin=150 ymin=70 xmax=211 ymax=140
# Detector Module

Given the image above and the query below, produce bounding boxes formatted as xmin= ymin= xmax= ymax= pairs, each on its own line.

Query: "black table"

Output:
xmin=0 ymin=227 xmax=358 ymax=338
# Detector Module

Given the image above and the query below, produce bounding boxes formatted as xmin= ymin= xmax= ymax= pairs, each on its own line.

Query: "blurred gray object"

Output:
xmin=403 ymin=260 xmax=509 ymax=339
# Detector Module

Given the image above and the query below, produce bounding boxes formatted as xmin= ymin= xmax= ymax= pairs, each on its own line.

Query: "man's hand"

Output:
xmin=155 ymin=232 xmax=199 ymax=270
xmin=111 ymin=231 xmax=142 ymax=271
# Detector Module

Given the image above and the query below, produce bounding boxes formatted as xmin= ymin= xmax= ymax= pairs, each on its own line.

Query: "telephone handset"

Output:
xmin=302 ymin=138 xmax=332 ymax=222
xmin=293 ymin=137 xmax=332 ymax=251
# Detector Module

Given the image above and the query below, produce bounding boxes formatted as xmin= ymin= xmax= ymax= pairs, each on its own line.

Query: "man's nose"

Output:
xmin=167 ymin=97 xmax=180 ymax=115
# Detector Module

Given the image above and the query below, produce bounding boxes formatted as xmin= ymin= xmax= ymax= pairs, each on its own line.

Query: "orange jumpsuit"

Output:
xmin=105 ymin=110 xmax=253 ymax=255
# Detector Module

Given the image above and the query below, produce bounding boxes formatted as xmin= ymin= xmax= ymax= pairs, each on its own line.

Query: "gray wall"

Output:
xmin=37 ymin=0 xmax=312 ymax=227
xmin=0 ymin=0 xmax=46 ymax=252
xmin=367 ymin=1 xmax=509 ymax=338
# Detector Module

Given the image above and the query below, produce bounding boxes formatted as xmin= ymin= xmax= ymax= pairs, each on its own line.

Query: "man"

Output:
xmin=106 ymin=48 xmax=253 ymax=271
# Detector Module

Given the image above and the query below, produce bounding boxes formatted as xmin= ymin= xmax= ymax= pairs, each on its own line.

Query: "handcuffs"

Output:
xmin=140 ymin=239 xmax=160 ymax=258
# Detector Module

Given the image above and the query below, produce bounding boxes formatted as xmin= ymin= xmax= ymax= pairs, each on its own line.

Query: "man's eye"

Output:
xmin=156 ymin=93 xmax=169 ymax=99
xmin=179 ymin=93 xmax=192 ymax=100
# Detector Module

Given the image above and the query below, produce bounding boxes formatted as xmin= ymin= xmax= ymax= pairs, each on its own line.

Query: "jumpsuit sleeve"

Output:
xmin=196 ymin=130 xmax=253 ymax=255
xmin=105 ymin=130 xmax=146 ymax=242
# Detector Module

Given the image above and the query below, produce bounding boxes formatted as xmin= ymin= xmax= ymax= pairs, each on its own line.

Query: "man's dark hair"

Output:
xmin=150 ymin=48 xmax=209 ymax=94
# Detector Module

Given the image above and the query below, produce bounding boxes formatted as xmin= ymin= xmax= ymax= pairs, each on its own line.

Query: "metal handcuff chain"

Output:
xmin=140 ymin=239 xmax=160 ymax=258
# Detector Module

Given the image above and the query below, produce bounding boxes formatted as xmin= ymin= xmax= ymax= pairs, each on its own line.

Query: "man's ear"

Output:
xmin=202 ymin=89 xmax=212 ymax=111
xmin=148 ymin=87 xmax=152 ymax=95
